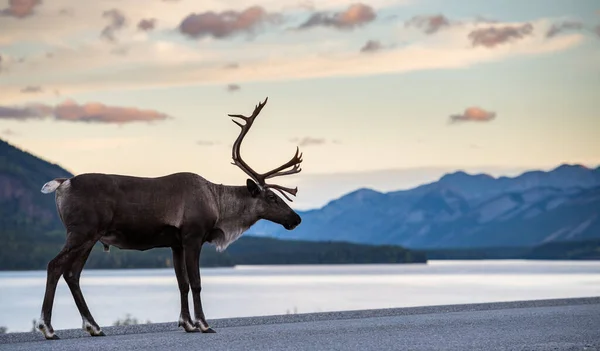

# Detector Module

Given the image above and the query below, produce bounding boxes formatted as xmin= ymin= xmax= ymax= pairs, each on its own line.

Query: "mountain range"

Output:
xmin=249 ymin=164 xmax=600 ymax=249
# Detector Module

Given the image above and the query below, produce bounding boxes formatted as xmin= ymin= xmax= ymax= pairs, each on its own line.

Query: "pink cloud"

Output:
xmin=1 ymin=0 xmax=42 ymax=19
xmin=0 ymin=100 xmax=171 ymax=124
xmin=449 ymin=107 xmax=496 ymax=123
xmin=179 ymin=6 xmax=278 ymax=39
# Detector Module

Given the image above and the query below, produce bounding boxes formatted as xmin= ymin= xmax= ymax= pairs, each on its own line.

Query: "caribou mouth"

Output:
xmin=284 ymin=223 xmax=297 ymax=230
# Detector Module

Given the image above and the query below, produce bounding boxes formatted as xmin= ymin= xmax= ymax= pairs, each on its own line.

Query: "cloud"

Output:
xmin=137 ymin=18 xmax=156 ymax=32
xmin=197 ymin=140 xmax=219 ymax=146
xmin=20 ymin=86 xmax=43 ymax=93
xmin=224 ymin=62 xmax=239 ymax=69
xmin=58 ymin=8 xmax=73 ymax=17
xmin=101 ymin=9 xmax=127 ymax=42
xmin=473 ymin=16 xmax=499 ymax=24
xmin=1 ymin=0 xmax=42 ymax=18
xmin=290 ymin=137 xmax=327 ymax=147
xmin=227 ymin=83 xmax=241 ymax=92
xmin=449 ymin=107 xmax=496 ymax=123
xmin=546 ymin=21 xmax=583 ymax=38
xmin=1 ymin=128 xmax=18 ymax=136
xmin=405 ymin=14 xmax=451 ymax=34
xmin=178 ymin=6 xmax=279 ymax=39
xmin=298 ymin=3 xmax=376 ymax=30
xmin=0 ymin=100 xmax=171 ymax=124
xmin=0 ymin=104 xmax=49 ymax=120
xmin=0 ymin=18 xmax=583 ymax=103
xmin=468 ymin=23 xmax=534 ymax=48
xmin=360 ymin=40 xmax=383 ymax=53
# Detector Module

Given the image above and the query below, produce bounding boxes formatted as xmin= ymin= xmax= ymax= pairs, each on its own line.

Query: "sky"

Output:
xmin=1 ymin=0 xmax=599 ymax=209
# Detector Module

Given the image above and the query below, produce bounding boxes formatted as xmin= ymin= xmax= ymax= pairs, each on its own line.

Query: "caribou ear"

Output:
xmin=246 ymin=179 xmax=261 ymax=197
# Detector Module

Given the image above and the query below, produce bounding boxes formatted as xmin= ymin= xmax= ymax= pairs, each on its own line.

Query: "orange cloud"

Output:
xmin=298 ymin=3 xmax=376 ymax=30
xmin=449 ymin=107 xmax=496 ymax=123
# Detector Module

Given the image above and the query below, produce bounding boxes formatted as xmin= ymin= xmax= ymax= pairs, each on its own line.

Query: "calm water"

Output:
xmin=1 ymin=260 xmax=599 ymax=333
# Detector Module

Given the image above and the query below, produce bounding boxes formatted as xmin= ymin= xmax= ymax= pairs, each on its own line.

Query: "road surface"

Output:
xmin=1 ymin=297 xmax=599 ymax=351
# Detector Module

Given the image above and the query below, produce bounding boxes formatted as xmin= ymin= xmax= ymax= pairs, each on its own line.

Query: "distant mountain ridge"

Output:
xmin=250 ymin=164 xmax=600 ymax=249
xmin=0 ymin=139 xmax=73 ymax=234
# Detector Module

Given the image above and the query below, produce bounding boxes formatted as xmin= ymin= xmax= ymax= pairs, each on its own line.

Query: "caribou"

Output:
xmin=37 ymin=97 xmax=303 ymax=340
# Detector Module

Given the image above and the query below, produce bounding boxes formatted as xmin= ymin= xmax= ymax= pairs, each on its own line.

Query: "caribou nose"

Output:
xmin=285 ymin=214 xmax=302 ymax=230
xmin=291 ymin=214 xmax=302 ymax=228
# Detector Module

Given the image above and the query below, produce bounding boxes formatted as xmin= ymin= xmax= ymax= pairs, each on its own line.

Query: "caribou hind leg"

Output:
xmin=38 ymin=232 xmax=94 ymax=340
xmin=184 ymin=242 xmax=216 ymax=333
xmin=172 ymin=246 xmax=199 ymax=333
xmin=63 ymin=242 xmax=105 ymax=337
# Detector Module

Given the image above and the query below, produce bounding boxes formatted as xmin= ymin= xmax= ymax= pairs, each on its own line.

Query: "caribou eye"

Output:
xmin=267 ymin=194 xmax=277 ymax=201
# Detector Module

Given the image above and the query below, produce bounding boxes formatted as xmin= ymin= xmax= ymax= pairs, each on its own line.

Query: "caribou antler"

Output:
xmin=228 ymin=97 xmax=303 ymax=201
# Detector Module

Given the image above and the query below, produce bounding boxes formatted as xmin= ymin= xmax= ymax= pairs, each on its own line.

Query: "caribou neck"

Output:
xmin=210 ymin=184 xmax=260 ymax=251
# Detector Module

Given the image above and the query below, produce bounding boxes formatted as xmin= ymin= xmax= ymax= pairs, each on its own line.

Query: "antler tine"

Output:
xmin=265 ymin=164 xmax=302 ymax=180
xmin=262 ymin=146 xmax=303 ymax=180
xmin=272 ymin=188 xmax=294 ymax=202
xmin=267 ymin=184 xmax=298 ymax=202
xmin=227 ymin=97 xmax=268 ymax=121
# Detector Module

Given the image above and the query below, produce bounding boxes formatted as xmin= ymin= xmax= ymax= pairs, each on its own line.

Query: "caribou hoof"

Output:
xmin=84 ymin=323 xmax=105 ymax=337
xmin=179 ymin=320 xmax=200 ymax=333
xmin=202 ymin=328 xmax=217 ymax=334
xmin=39 ymin=323 xmax=59 ymax=340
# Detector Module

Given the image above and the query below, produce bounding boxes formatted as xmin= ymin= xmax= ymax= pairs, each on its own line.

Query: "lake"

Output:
xmin=1 ymin=260 xmax=599 ymax=333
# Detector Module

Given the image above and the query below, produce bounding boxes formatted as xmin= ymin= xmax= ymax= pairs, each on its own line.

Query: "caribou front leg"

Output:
xmin=172 ymin=246 xmax=199 ymax=333
xmin=63 ymin=242 xmax=104 ymax=337
xmin=184 ymin=241 xmax=216 ymax=333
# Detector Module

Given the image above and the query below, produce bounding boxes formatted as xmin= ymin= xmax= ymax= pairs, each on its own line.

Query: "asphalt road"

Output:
xmin=2 ymin=297 xmax=599 ymax=351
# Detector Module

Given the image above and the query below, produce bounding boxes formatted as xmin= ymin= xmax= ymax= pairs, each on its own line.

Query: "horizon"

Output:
xmin=1 ymin=0 xmax=599 ymax=209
